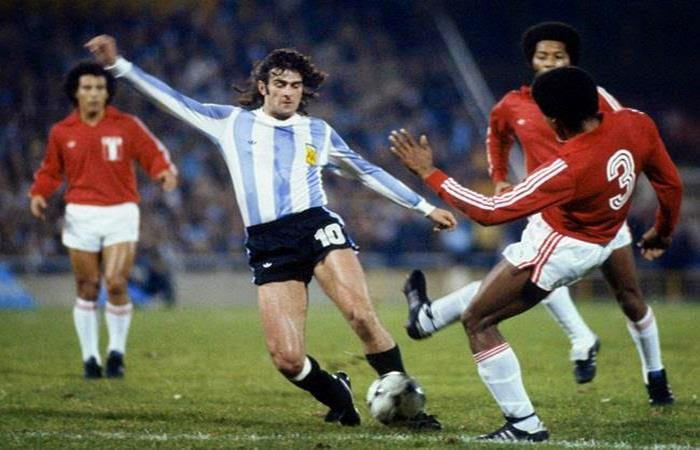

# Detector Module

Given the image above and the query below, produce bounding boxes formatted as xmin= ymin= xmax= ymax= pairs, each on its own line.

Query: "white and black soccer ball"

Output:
xmin=366 ymin=371 xmax=426 ymax=424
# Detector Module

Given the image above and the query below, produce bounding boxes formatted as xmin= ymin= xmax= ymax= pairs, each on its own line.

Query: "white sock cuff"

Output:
xmin=629 ymin=306 xmax=655 ymax=332
xmin=75 ymin=298 xmax=97 ymax=311
xmin=106 ymin=302 xmax=134 ymax=316
xmin=474 ymin=342 xmax=511 ymax=364
xmin=540 ymin=286 xmax=571 ymax=305
xmin=291 ymin=357 xmax=312 ymax=382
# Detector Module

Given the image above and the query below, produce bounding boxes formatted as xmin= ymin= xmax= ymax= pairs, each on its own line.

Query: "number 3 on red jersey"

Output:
xmin=607 ymin=149 xmax=635 ymax=210
xmin=101 ymin=136 xmax=124 ymax=161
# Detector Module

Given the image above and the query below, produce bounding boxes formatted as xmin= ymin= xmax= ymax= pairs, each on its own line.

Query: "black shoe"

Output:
xmin=400 ymin=411 xmax=442 ymax=430
xmin=574 ymin=339 xmax=600 ymax=384
xmin=647 ymin=369 xmax=674 ymax=406
xmin=83 ymin=357 xmax=103 ymax=379
xmin=478 ymin=419 xmax=549 ymax=442
xmin=106 ymin=351 xmax=125 ymax=379
xmin=324 ymin=372 xmax=361 ymax=426
xmin=403 ymin=270 xmax=433 ymax=340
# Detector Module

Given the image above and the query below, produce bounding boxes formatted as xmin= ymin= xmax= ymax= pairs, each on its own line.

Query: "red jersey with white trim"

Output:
xmin=487 ymin=85 xmax=622 ymax=183
xmin=31 ymin=106 xmax=176 ymax=205
xmin=427 ymin=109 xmax=682 ymax=244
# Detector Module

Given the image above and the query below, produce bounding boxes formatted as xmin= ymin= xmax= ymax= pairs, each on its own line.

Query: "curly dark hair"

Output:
xmin=522 ymin=22 xmax=581 ymax=66
xmin=64 ymin=62 xmax=117 ymax=106
xmin=532 ymin=66 xmax=598 ymax=131
xmin=236 ymin=48 xmax=326 ymax=114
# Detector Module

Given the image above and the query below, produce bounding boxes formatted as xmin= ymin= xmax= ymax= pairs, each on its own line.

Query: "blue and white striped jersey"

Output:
xmin=108 ymin=57 xmax=435 ymax=227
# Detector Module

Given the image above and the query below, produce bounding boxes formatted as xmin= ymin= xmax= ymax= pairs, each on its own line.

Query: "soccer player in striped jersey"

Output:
xmin=402 ymin=22 xmax=637 ymax=387
xmin=29 ymin=62 xmax=178 ymax=379
xmin=390 ymin=67 xmax=682 ymax=441
xmin=86 ymin=35 xmax=456 ymax=428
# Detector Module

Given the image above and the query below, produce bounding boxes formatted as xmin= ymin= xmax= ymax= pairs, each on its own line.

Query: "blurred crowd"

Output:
xmin=1 ymin=0 xmax=698 ymax=271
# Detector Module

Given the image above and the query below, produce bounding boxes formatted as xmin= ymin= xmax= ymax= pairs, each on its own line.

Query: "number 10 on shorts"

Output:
xmin=314 ymin=224 xmax=346 ymax=247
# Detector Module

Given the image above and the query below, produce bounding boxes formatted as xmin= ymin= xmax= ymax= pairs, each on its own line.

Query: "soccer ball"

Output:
xmin=366 ymin=371 xmax=426 ymax=424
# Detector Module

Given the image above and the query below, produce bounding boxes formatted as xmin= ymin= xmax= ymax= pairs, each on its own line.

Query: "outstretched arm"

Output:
xmin=327 ymin=127 xmax=456 ymax=231
xmin=390 ymin=129 xmax=572 ymax=225
xmin=85 ymin=35 xmax=235 ymax=142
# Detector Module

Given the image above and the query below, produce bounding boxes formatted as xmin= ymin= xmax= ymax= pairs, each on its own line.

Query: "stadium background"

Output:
xmin=1 ymin=0 xmax=698 ymax=303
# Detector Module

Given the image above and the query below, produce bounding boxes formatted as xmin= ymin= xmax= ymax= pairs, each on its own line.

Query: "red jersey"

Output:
xmin=487 ymin=85 xmax=622 ymax=183
xmin=31 ymin=106 xmax=175 ymax=205
xmin=427 ymin=109 xmax=682 ymax=244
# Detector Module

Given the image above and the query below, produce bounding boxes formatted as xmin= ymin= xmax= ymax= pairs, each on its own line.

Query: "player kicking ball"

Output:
xmin=390 ymin=66 xmax=681 ymax=441
xmin=86 ymin=34 xmax=456 ymax=428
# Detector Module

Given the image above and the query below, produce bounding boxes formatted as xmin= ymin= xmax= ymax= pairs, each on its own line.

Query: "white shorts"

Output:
xmin=62 ymin=203 xmax=140 ymax=252
xmin=502 ymin=214 xmax=614 ymax=291
xmin=608 ymin=221 xmax=633 ymax=250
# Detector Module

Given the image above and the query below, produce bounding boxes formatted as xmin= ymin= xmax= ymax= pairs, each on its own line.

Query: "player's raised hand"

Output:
xmin=29 ymin=195 xmax=47 ymax=221
xmin=85 ymin=35 xmax=119 ymax=66
xmin=428 ymin=208 xmax=457 ymax=231
xmin=389 ymin=129 xmax=437 ymax=179
xmin=636 ymin=227 xmax=671 ymax=261
xmin=157 ymin=170 xmax=178 ymax=192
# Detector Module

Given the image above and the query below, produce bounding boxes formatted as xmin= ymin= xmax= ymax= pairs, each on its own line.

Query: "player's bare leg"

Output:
xmin=101 ymin=241 xmax=137 ymax=378
xmin=314 ymin=249 xmax=394 ymax=354
xmin=462 ymin=261 xmax=547 ymax=349
xmin=601 ymin=246 xmax=673 ymax=405
xmin=404 ymin=274 xmax=598 ymax=382
xmin=601 ymin=246 xmax=646 ymax=320
xmin=258 ymin=279 xmax=359 ymax=426
xmin=68 ymin=248 xmax=102 ymax=378
xmin=103 ymin=241 xmax=136 ymax=306
xmin=258 ymin=280 xmax=309 ymax=377
xmin=461 ymin=260 xmax=550 ymax=442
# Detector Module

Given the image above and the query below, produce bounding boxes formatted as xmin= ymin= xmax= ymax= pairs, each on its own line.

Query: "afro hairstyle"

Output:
xmin=522 ymin=21 xmax=581 ymax=66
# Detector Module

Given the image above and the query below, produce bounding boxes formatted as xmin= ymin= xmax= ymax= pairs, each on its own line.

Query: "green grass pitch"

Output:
xmin=1 ymin=301 xmax=698 ymax=449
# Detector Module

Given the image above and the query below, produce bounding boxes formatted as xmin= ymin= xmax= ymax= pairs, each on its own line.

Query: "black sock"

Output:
xmin=288 ymin=355 xmax=349 ymax=409
xmin=366 ymin=345 xmax=406 ymax=376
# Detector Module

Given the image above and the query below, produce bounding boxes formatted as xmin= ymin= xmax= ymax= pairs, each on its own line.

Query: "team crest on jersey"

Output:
xmin=305 ymin=143 xmax=317 ymax=165
xmin=101 ymin=136 xmax=124 ymax=161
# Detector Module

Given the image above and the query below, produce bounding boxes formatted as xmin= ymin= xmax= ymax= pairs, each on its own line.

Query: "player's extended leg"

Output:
xmin=101 ymin=241 xmax=137 ymax=378
xmin=403 ymin=272 xmax=599 ymax=382
xmin=258 ymin=279 xmax=360 ymax=426
xmin=461 ymin=260 xmax=550 ymax=442
xmin=314 ymin=248 xmax=441 ymax=429
xmin=314 ymin=249 xmax=396 ymax=357
xmin=402 ymin=269 xmax=481 ymax=339
xmin=541 ymin=286 xmax=600 ymax=383
xmin=69 ymin=248 xmax=103 ymax=378
xmin=600 ymin=246 xmax=674 ymax=405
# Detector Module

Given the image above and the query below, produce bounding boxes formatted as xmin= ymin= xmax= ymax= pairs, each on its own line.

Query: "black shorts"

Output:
xmin=245 ymin=207 xmax=358 ymax=285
